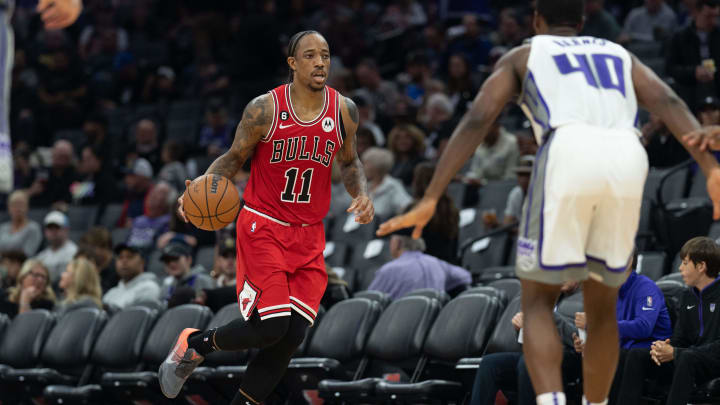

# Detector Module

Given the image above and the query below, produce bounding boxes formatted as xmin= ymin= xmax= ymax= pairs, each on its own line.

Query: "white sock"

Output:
xmin=582 ymin=396 xmax=607 ymax=405
xmin=536 ymin=392 xmax=566 ymax=405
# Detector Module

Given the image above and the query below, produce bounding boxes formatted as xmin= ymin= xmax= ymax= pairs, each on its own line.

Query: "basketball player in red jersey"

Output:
xmin=158 ymin=31 xmax=374 ymax=404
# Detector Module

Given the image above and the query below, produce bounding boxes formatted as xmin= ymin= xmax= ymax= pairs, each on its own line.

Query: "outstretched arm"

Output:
xmin=377 ymin=46 xmax=525 ymax=237
xmin=337 ymin=97 xmax=374 ymax=224
xmin=37 ymin=0 xmax=82 ymax=30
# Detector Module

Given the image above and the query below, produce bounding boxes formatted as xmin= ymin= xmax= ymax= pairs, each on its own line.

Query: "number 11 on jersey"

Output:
xmin=281 ymin=167 xmax=313 ymax=203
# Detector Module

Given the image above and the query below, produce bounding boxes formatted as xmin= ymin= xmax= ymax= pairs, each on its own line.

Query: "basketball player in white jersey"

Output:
xmin=378 ymin=1 xmax=720 ymax=404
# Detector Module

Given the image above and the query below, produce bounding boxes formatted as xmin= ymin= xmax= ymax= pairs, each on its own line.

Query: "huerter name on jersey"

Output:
xmin=269 ymin=136 xmax=336 ymax=167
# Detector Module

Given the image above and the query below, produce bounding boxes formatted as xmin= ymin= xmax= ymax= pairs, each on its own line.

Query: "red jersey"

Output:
xmin=243 ymin=84 xmax=344 ymax=225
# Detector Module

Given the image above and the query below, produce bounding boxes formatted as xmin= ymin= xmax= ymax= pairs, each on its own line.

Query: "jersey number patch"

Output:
xmin=281 ymin=167 xmax=313 ymax=203
xmin=553 ymin=53 xmax=625 ymax=96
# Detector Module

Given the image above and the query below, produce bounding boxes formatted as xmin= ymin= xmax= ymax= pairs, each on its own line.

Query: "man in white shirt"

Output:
xmin=35 ymin=211 xmax=77 ymax=284
xmin=103 ymin=243 xmax=161 ymax=309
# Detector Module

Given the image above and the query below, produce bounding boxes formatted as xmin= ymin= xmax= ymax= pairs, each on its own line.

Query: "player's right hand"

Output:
xmin=37 ymin=0 xmax=82 ymax=30
xmin=376 ymin=197 xmax=437 ymax=239
xmin=683 ymin=125 xmax=720 ymax=151
xmin=177 ymin=179 xmax=192 ymax=223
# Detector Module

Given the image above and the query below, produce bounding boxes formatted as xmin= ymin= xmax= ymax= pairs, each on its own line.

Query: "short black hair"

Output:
xmin=680 ymin=236 xmax=720 ymax=278
xmin=536 ymin=0 xmax=585 ymax=28
xmin=287 ymin=30 xmax=321 ymax=83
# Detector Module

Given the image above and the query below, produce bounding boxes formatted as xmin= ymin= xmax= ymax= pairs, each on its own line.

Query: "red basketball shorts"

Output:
xmin=235 ymin=205 xmax=327 ymax=325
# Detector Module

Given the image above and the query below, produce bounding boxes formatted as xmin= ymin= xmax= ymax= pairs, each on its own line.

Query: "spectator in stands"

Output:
xmin=119 ymin=157 xmax=154 ymax=227
xmin=617 ymin=236 xmax=720 ymax=404
xmin=78 ymin=3 xmax=129 ymax=61
xmin=516 ymin=131 xmax=539 ymax=156
xmin=356 ymin=127 xmax=378 ymax=161
xmin=198 ymin=98 xmax=235 ymax=158
xmin=464 ymin=120 xmax=520 ymax=184
xmin=622 ymin=0 xmax=678 ymax=42
xmin=641 ymin=113 xmax=690 ymax=167
xmin=28 ymin=140 xmax=76 ymax=208
xmin=102 ymin=243 xmax=160 ymax=309
xmin=71 ymin=144 xmax=120 ymax=206
xmin=352 ymin=94 xmax=385 ymax=146
xmin=79 ymin=227 xmax=118 ymax=293
xmin=82 ymin=113 xmax=111 ymax=161
xmin=0 ymin=190 xmax=42 ymax=256
xmin=399 ymin=51 xmax=432 ymax=107
xmin=698 ymin=95 xmax=720 ymax=125
xmin=0 ymin=250 xmax=26 ymax=289
xmin=35 ymin=211 xmax=78 ymax=284
xmin=471 ymin=282 xmax=581 ymax=405
xmin=494 ymin=8 xmax=527 ymax=47
xmin=55 ymin=257 xmax=103 ymax=317
xmin=368 ymin=227 xmax=470 ymax=299
xmin=666 ymin=0 xmax=720 ymax=111
xmin=126 ymin=182 xmax=174 ymax=253
xmin=387 ymin=123 xmax=427 ymax=186
xmin=484 ymin=155 xmax=534 ymax=232
xmin=446 ymin=14 xmax=493 ymax=71
xmin=574 ymin=256 xmax=672 ymax=404
xmin=158 ymin=140 xmax=188 ymax=193
xmin=13 ymin=144 xmax=35 ymax=190
xmin=406 ymin=162 xmax=459 ymax=263
xmin=419 ymin=93 xmax=455 ymax=160
xmin=212 ymin=236 xmax=236 ymax=287
xmin=141 ymin=65 xmax=179 ymax=104
xmin=160 ymin=241 xmax=214 ymax=301
xmin=362 ymin=147 xmax=412 ymax=221
xmin=580 ymin=0 xmax=622 ymax=41
xmin=127 ymin=119 xmax=162 ymax=173
xmin=0 ymin=259 xmax=55 ymax=317
xmin=353 ymin=58 xmax=401 ymax=125
xmin=446 ymin=53 xmax=479 ymax=118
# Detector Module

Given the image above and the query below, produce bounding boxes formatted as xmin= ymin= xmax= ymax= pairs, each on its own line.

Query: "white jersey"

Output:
xmin=519 ymin=35 xmax=638 ymax=144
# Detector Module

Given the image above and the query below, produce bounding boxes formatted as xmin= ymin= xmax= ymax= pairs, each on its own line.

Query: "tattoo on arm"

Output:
xmin=338 ymin=97 xmax=367 ymax=198
xmin=346 ymin=96 xmax=359 ymax=124
xmin=205 ymin=95 xmax=271 ymax=179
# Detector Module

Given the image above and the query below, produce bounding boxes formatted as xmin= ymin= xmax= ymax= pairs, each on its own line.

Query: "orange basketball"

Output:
xmin=183 ymin=174 xmax=241 ymax=231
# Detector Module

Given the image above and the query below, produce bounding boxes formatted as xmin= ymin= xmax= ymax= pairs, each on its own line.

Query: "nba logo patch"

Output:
xmin=322 ymin=117 xmax=335 ymax=132
xmin=238 ymin=280 xmax=261 ymax=320
xmin=646 ymin=296 xmax=652 ymax=307
xmin=711 ymin=303 xmax=716 ymax=313
xmin=251 ymin=222 xmax=256 ymax=232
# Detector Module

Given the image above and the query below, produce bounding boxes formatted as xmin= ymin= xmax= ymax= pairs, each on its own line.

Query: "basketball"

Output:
xmin=183 ymin=174 xmax=241 ymax=231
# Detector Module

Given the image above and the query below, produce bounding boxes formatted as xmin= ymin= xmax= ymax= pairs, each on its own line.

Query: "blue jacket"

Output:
xmin=617 ymin=272 xmax=673 ymax=349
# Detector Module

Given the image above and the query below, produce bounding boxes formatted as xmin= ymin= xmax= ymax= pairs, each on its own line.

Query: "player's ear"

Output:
xmin=287 ymin=56 xmax=297 ymax=72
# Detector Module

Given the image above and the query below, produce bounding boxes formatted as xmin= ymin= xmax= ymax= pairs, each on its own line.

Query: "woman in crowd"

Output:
xmin=387 ymin=123 xmax=427 ymax=186
xmin=0 ymin=259 xmax=56 ymax=317
xmin=0 ymin=190 xmax=42 ymax=256
xmin=55 ymin=257 xmax=103 ymax=316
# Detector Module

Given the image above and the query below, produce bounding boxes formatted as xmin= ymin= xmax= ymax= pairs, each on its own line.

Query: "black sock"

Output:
xmin=187 ymin=328 xmax=219 ymax=357
xmin=230 ymin=388 xmax=260 ymax=405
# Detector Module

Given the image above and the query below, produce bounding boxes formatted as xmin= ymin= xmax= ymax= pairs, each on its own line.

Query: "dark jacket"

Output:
xmin=670 ymin=277 xmax=720 ymax=360
xmin=617 ymin=272 xmax=673 ymax=349
xmin=666 ymin=23 xmax=720 ymax=109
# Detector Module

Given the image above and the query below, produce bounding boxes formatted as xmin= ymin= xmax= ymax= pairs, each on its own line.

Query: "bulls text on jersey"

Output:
xmin=269 ymin=135 xmax=336 ymax=167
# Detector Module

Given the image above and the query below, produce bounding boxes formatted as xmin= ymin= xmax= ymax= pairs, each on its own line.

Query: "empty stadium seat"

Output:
xmin=349 ymin=239 xmax=393 ymax=291
xmin=111 ymin=227 xmax=131 ymax=245
xmin=101 ymin=304 xmax=212 ymax=402
xmin=324 ymin=240 xmax=350 ymax=267
xmin=195 ymin=246 xmax=215 ymax=272
xmin=488 ymin=278 xmax=521 ymax=300
xmin=44 ymin=306 xmax=158 ymax=403
xmin=282 ymin=298 xmax=382 ymax=397
xmin=403 ymin=288 xmax=450 ymax=306
xmin=461 ymin=234 xmax=511 ymax=280
xmin=98 ymin=203 xmax=124 ymax=229
xmin=3 ymin=308 xmax=107 ymax=398
xmin=330 ymin=214 xmax=378 ymax=244
xmin=461 ymin=285 xmax=508 ymax=308
xmin=318 ymin=296 xmax=441 ymax=403
xmin=556 ymin=292 xmax=584 ymax=322
xmin=353 ymin=290 xmax=392 ymax=309
xmin=637 ymin=251 xmax=667 ymax=281
xmin=375 ymin=293 xmax=503 ymax=403
xmin=477 ymin=180 xmax=517 ymax=214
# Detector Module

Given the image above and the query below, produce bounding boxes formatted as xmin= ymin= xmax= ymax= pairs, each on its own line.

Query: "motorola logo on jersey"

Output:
xmin=280 ymin=111 xmax=289 ymax=120
xmin=269 ymin=136 xmax=336 ymax=167
xmin=322 ymin=117 xmax=334 ymax=132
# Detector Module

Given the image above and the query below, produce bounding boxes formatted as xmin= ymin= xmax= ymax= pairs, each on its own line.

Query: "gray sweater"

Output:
xmin=0 ymin=221 xmax=42 ymax=256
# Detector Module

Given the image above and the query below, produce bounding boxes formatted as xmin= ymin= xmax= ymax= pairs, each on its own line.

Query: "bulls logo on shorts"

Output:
xmin=280 ymin=111 xmax=289 ymax=121
xmin=238 ymin=280 xmax=261 ymax=320
xmin=322 ymin=117 xmax=334 ymax=132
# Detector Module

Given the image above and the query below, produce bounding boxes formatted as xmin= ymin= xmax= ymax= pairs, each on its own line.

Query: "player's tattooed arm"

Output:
xmin=338 ymin=96 xmax=374 ymax=224
xmin=206 ymin=94 xmax=272 ymax=179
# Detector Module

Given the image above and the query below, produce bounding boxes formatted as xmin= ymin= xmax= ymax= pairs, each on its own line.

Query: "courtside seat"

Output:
xmin=43 ymin=306 xmax=157 ymax=404
xmin=460 ymin=286 xmax=508 ymax=308
xmin=318 ymin=296 xmax=441 ymax=403
xmin=3 ymin=308 xmax=107 ymax=398
xmin=403 ymin=288 xmax=450 ymax=306
xmin=556 ymin=291 xmax=584 ymax=322
xmin=281 ymin=298 xmax=381 ymax=400
xmin=375 ymin=294 xmax=502 ymax=403
xmin=353 ymin=290 xmax=392 ymax=309
xmin=487 ymin=278 xmax=521 ymax=300
xmin=101 ymin=304 xmax=211 ymax=402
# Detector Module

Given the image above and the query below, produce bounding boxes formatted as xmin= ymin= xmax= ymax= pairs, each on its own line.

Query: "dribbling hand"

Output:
xmin=347 ymin=195 xmax=374 ymax=224
xmin=37 ymin=0 xmax=82 ymax=30
xmin=177 ymin=179 xmax=192 ymax=223
xmin=376 ymin=197 xmax=437 ymax=239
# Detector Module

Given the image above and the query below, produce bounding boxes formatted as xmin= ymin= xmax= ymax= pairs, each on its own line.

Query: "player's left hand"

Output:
xmin=37 ymin=0 xmax=82 ymax=30
xmin=650 ymin=339 xmax=673 ymax=365
xmin=683 ymin=125 xmax=720 ymax=152
xmin=347 ymin=194 xmax=374 ymax=224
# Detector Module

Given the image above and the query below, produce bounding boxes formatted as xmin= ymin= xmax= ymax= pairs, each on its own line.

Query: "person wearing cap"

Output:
xmin=483 ymin=155 xmax=534 ymax=230
xmin=367 ymin=227 xmax=470 ymax=300
xmin=119 ymin=157 xmax=154 ymax=227
xmin=35 ymin=211 xmax=78 ymax=284
xmin=160 ymin=241 xmax=214 ymax=301
xmin=667 ymin=0 xmax=720 ymax=111
xmin=102 ymin=243 xmax=160 ymax=310
xmin=698 ymin=96 xmax=720 ymax=126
